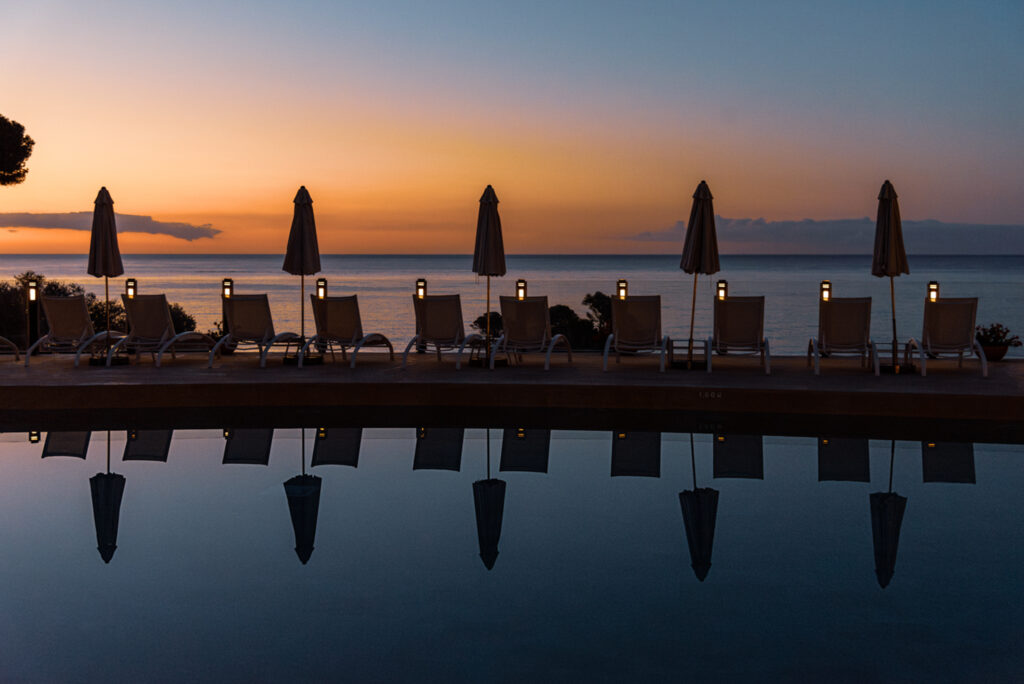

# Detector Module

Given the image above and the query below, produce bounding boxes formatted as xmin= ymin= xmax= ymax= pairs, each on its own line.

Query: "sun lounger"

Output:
xmin=602 ymin=295 xmax=670 ymax=372
xmin=209 ymin=294 xmax=301 ymax=368
xmin=491 ymin=295 xmax=571 ymax=370
xmin=905 ymin=297 xmax=987 ymax=377
xmin=0 ymin=335 xmax=18 ymax=361
xmin=402 ymin=294 xmax=483 ymax=370
xmin=25 ymin=295 xmax=122 ymax=367
xmin=707 ymin=295 xmax=770 ymax=374
xmin=298 ymin=294 xmax=393 ymax=368
xmin=808 ymin=297 xmax=879 ymax=375
xmin=106 ymin=294 xmax=217 ymax=367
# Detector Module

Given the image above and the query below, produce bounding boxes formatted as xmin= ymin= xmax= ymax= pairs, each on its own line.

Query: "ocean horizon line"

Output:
xmin=4 ymin=252 xmax=1024 ymax=258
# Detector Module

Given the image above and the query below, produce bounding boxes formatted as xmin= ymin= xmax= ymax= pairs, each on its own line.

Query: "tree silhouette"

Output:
xmin=0 ymin=115 xmax=35 ymax=186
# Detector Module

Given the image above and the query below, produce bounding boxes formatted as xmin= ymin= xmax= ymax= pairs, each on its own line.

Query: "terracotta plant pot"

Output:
xmin=981 ymin=345 xmax=1008 ymax=362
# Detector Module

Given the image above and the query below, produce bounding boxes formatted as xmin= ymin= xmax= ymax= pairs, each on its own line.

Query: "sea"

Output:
xmin=3 ymin=254 xmax=1021 ymax=356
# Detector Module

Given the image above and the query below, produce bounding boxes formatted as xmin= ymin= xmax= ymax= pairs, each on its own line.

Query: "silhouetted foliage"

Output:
xmin=0 ymin=115 xmax=35 ymax=186
xmin=169 ymin=303 xmax=197 ymax=332
xmin=471 ymin=311 xmax=503 ymax=337
xmin=582 ymin=291 xmax=612 ymax=337
xmin=549 ymin=304 xmax=599 ymax=349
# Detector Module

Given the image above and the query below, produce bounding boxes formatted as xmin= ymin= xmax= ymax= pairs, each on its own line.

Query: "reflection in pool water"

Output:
xmin=2 ymin=425 xmax=1021 ymax=681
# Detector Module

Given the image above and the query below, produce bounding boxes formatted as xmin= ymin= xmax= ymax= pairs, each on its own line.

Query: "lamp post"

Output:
xmin=820 ymin=280 xmax=831 ymax=302
xmin=222 ymin=278 xmax=233 ymax=299
xmin=316 ymin=278 xmax=327 ymax=300
xmin=416 ymin=278 xmax=427 ymax=299
xmin=26 ymin=277 xmax=39 ymax=352
xmin=125 ymin=278 xmax=137 ymax=299
xmin=516 ymin=279 xmax=527 ymax=301
xmin=28 ymin=431 xmax=40 ymax=444
xmin=716 ymin=280 xmax=728 ymax=300
xmin=617 ymin=279 xmax=628 ymax=300
xmin=928 ymin=281 xmax=939 ymax=302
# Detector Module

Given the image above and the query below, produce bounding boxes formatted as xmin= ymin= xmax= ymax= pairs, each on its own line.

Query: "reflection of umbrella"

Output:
xmin=312 ymin=427 xmax=362 ymax=468
xmin=870 ymin=440 xmax=907 ymax=588
xmin=679 ymin=433 xmax=719 ymax=581
xmin=472 ymin=185 xmax=506 ymax=361
xmin=712 ymin=434 xmax=764 ymax=479
xmin=90 ymin=472 xmax=125 ymax=563
xmin=500 ymin=428 xmax=550 ymax=473
xmin=921 ymin=442 xmax=976 ymax=484
xmin=223 ymin=429 xmax=274 ymax=465
xmin=42 ymin=431 xmax=91 ymax=459
xmin=413 ymin=428 xmax=464 ymax=471
xmin=680 ymin=180 xmax=720 ymax=366
xmin=871 ymin=180 xmax=910 ymax=372
xmin=284 ymin=474 xmax=322 ymax=565
xmin=123 ymin=429 xmax=173 ymax=462
xmin=611 ymin=431 xmax=661 ymax=477
xmin=817 ymin=438 xmax=870 ymax=482
xmin=87 ymin=187 xmax=124 ymax=347
xmin=473 ymin=429 xmax=506 ymax=570
xmin=282 ymin=186 xmax=321 ymax=341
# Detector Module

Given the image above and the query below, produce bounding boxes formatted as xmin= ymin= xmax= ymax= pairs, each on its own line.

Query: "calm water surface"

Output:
xmin=0 ymin=427 xmax=1020 ymax=682
xmin=2 ymin=254 xmax=1022 ymax=356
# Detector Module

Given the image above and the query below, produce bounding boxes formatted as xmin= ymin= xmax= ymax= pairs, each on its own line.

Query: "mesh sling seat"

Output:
xmin=707 ymin=296 xmax=770 ymax=374
xmin=491 ymin=295 xmax=572 ymax=370
xmin=402 ymin=294 xmax=483 ymax=370
xmin=25 ymin=295 xmax=122 ymax=367
xmin=298 ymin=294 xmax=393 ymax=368
xmin=905 ymin=297 xmax=987 ymax=377
xmin=602 ymin=295 xmax=670 ymax=372
xmin=808 ymin=297 xmax=879 ymax=376
xmin=208 ymin=294 xmax=301 ymax=368
xmin=107 ymin=294 xmax=217 ymax=367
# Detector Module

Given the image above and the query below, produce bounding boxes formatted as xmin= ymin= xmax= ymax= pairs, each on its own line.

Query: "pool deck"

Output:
xmin=0 ymin=350 xmax=1021 ymax=441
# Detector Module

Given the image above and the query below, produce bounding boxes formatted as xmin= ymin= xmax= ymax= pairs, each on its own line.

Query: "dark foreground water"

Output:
xmin=0 ymin=425 xmax=1020 ymax=682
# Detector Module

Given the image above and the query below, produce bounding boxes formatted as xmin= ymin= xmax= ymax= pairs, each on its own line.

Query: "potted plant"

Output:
xmin=975 ymin=323 xmax=1021 ymax=362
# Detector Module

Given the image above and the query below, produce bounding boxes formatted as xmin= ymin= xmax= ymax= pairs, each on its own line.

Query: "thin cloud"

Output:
xmin=0 ymin=212 xmax=220 ymax=241
xmin=629 ymin=216 xmax=1024 ymax=254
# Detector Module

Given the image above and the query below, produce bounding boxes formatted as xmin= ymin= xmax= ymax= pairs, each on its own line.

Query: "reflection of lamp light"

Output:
xmin=716 ymin=280 xmax=728 ymax=300
xmin=820 ymin=280 xmax=831 ymax=302
xmin=716 ymin=434 xmax=725 ymax=442
xmin=418 ymin=427 xmax=426 ymax=439
xmin=822 ymin=438 xmax=830 ymax=445
xmin=516 ymin=428 xmax=525 ymax=439
xmin=416 ymin=279 xmax=427 ymax=299
xmin=617 ymin=432 xmax=626 ymax=439
xmin=926 ymin=442 xmax=936 ymax=448
xmin=317 ymin=427 xmax=327 ymax=440
xmin=516 ymin=279 xmax=527 ymax=300
xmin=617 ymin=279 xmax=628 ymax=300
xmin=27 ymin=278 xmax=38 ymax=302
xmin=222 ymin=278 xmax=233 ymax=298
xmin=128 ymin=430 xmax=137 ymax=441
xmin=223 ymin=429 xmax=231 ymax=439
xmin=928 ymin=281 xmax=939 ymax=302
xmin=28 ymin=431 xmax=40 ymax=443
xmin=125 ymin=278 xmax=137 ymax=299
xmin=316 ymin=278 xmax=327 ymax=299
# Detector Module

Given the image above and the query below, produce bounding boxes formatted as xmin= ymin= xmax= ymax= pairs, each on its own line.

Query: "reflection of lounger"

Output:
xmin=42 ymin=431 xmax=91 ymax=459
xmin=26 ymin=296 xmax=121 ymax=367
xmin=922 ymin=442 xmax=976 ymax=484
xmin=413 ymin=427 xmax=463 ymax=471
xmin=713 ymin=434 xmax=764 ymax=479
xmin=500 ymin=428 xmax=551 ymax=473
xmin=603 ymin=296 xmax=669 ymax=372
xmin=123 ymin=429 xmax=173 ymax=462
xmin=808 ymin=297 xmax=879 ymax=376
xmin=817 ymin=438 xmax=870 ymax=482
xmin=311 ymin=428 xmax=362 ymax=468
xmin=108 ymin=294 xmax=216 ymax=367
xmin=906 ymin=298 xmax=987 ymax=377
xmin=611 ymin=431 xmax=661 ymax=477
xmin=299 ymin=295 xmax=393 ymax=368
xmin=223 ymin=428 xmax=274 ymax=465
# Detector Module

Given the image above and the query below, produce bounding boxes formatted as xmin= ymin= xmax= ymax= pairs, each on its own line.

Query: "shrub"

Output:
xmin=975 ymin=323 xmax=1022 ymax=347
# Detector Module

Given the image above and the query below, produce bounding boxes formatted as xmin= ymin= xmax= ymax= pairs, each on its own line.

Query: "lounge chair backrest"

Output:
xmin=412 ymin=294 xmax=465 ymax=343
xmin=611 ymin=296 xmax=662 ymax=346
xmin=819 ymin=297 xmax=871 ymax=350
xmin=499 ymin=296 xmax=550 ymax=347
xmin=923 ymin=298 xmax=977 ymax=350
xmin=310 ymin=295 xmax=363 ymax=343
xmin=714 ymin=297 xmax=765 ymax=347
xmin=41 ymin=296 xmax=95 ymax=341
xmin=122 ymin=294 xmax=174 ymax=341
xmin=224 ymin=294 xmax=276 ymax=342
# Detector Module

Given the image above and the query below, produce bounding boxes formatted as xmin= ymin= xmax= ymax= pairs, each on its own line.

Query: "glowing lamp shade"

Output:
xmin=125 ymin=278 xmax=137 ymax=299
xmin=316 ymin=277 xmax=327 ymax=300
xmin=820 ymin=280 xmax=831 ymax=302
xmin=516 ymin=279 xmax=527 ymax=301
xmin=617 ymin=279 xmax=628 ymax=300
xmin=716 ymin=280 xmax=728 ymax=300
xmin=222 ymin=278 xmax=234 ymax=298
xmin=928 ymin=281 xmax=939 ymax=302
xmin=28 ymin=431 xmax=40 ymax=443
xmin=27 ymin=278 xmax=38 ymax=302
xmin=416 ymin=279 xmax=427 ymax=299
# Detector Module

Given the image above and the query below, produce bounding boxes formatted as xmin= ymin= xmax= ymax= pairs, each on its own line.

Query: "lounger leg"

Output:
xmin=812 ymin=339 xmax=821 ymax=376
xmin=209 ymin=335 xmax=232 ymax=368
xmin=871 ymin=342 xmax=880 ymax=376
xmin=763 ymin=339 xmax=771 ymax=375
xmin=402 ymin=337 xmax=419 ymax=370
xmin=489 ymin=335 xmax=505 ymax=370
xmin=602 ymin=334 xmax=614 ymax=372
xmin=706 ymin=337 xmax=713 ymax=373
xmin=658 ymin=336 xmax=668 ymax=373
xmin=24 ymin=336 xmax=47 ymax=367
xmin=973 ymin=340 xmax=988 ymax=378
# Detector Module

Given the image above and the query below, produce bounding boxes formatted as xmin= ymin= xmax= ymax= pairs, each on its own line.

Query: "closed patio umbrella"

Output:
xmin=679 ymin=434 xmax=719 ymax=581
xmin=870 ymin=440 xmax=907 ymax=588
xmin=87 ymin=187 xmax=124 ymax=348
xmin=472 ymin=430 xmax=506 ymax=570
xmin=872 ymin=180 xmax=910 ymax=372
xmin=282 ymin=186 xmax=321 ymax=341
xmin=472 ymin=185 xmax=506 ymax=361
xmin=284 ymin=474 xmax=322 ymax=565
xmin=90 ymin=471 xmax=125 ymax=563
xmin=680 ymin=180 xmax=720 ymax=367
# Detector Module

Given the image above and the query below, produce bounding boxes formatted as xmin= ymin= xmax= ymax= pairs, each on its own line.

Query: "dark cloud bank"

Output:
xmin=0 ymin=212 xmax=219 ymax=241
xmin=631 ymin=217 xmax=1024 ymax=254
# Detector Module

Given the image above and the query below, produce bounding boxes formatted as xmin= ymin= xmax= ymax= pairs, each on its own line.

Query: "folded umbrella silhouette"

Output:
xmin=90 ymin=472 xmax=125 ymax=563
xmin=680 ymin=180 xmax=720 ymax=366
xmin=712 ymin=434 xmax=764 ymax=479
xmin=284 ymin=474 xmax=322 ymax=565
xmin=817 ymin=438 xmax=871 ymax=482
xmin=282 ymin=186 xmax=321 ymax=342
xmin=311 ymin=427 xmax=362 ymax=468
xmin=413 ymin=428 xmax=464 ymax=471
xmin=123 ymin=429 xmax=173 ymax=462
xmin=223 ymin=428 xmax=274 ymax=465
xmin=42 ymin=431 xmax=91 ymax=459
xmin=869 ymin=491 xmax=907 ymax=589
xmin=472 ymin=478 xmax=506 ymax=570
xmin=921 ymin=442 xmax=976 ymax=484
xmin=611 ymin=431 xmax=661 ymax=477
xmin=679 ymin=488 xmax=719 ymax=582
xmin=499 ymin=428 xmax=550 ymax=473
xmin=472 ymin=185 xmax=506 ymax=361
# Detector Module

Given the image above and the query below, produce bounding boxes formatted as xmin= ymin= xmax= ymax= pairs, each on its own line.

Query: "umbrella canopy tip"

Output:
xmin=296 ymin=547 xmax=314 ymax=564
xmin=99 ymin=545 xmax=116 ymax=563
xmin=480 ymin=550 xmax=499 ymax=570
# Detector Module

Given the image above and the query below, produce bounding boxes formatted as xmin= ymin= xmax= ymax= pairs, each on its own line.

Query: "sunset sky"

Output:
xmin=2 ymin=0 xmax=1022 ymax=253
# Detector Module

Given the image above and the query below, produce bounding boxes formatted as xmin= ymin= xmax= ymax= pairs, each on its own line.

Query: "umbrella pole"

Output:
xmin=485 ymin=275 xmax=491 ymax=363
xmin=106 ymin=430 xmax=110 ymax=474
xmin=690 ymin=432 xmax=697 ymax=490
xmin=486 ymin=428 xmax=491 ymax=480
xmin=889 ymin=276 xmax=898 ymax=372
xmin=687 ymin=272 xmax=698 ymax=367
xmin=301 ymin=274 xmax=305 ymax=341
xmin=888 ymin=440 xmax=895 ymax=493
xmin=105 ymin=275 xmax=110 ymax=349
xmin=301 ymin=428 xmax=306 ymax=476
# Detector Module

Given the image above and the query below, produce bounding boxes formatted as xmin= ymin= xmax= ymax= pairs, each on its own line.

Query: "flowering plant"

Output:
xmin=975 ymin=323 xmax=1022 ymax=347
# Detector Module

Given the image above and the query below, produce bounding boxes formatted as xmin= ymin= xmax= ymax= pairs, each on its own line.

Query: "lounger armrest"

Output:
xmin=106 ymin=335 xmax=130 ymax=366
xmin=456 ymin=333 xmax=483 ymax=370
xmin=706 ymin=337 xmax=714 ymax=373
xmin=602 ymin=334 xmax=614 ymax=372
xmin=810 ymin=338 xmax=821 ymax=375
xmin=489 ymin=335 xmax=505 ymax=370
xmin=658 ymin=336 xmax=669 ymax=372
xmin=905 ymin=337 xmax=925 ymax=375
xmin=76 ymin=330 xmax=121 ymax=368
xmin=350 ymin=333 xmax=395 ymax=369
xmin=260 ymin=332 xmax=302 ymax=368
xmin=209 ymin=334 xmax=235 ymax=368
xmin=402 ymin=335 xmax=421 ymax=370
xmin=545 ymin=333 xmax=572 ymax=371
xmin=869 ymin=340 xmax=880 ymax=376
xmin=972 ymin=339 xmax=989 ymax=378
xmin=0 ymin=336 xmax=19 ymax=362
xmin=25 ymin=334 xmax=50 ymax=367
